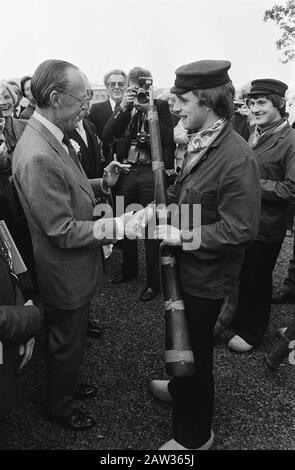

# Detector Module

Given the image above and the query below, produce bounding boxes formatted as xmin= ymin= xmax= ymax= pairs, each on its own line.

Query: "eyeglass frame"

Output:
xmin=62 ymin=89 xmax=94 ymax=106
xmin=107 ymin=81 xmax=126 ymax=89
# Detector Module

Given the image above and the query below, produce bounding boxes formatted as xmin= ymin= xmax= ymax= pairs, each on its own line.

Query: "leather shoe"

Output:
xmin=227 ymin=335 xmax=253 ymax=352
xmin=150 ymin=380 xmax=173 ymax=402
xmin=159 ymin=430 xmax=214 ymax=450
xmin=87 ymin=320 xmax=104 ymax=339
xmin=271 ymin=291 xmax=295 ymax=304
xmin=140 ymin=287 xmax=159 ymax=302
xmin=111 ymin=273 xmax=137 ymax=285
xmin=47 ymin=408 xmax=97 ymax=431
xmin=74 ymin=383 xmax=97 ymax=400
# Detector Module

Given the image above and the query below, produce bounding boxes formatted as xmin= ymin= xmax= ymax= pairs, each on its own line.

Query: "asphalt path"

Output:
xmin=1 ymin=238 xmax=294 ymax=450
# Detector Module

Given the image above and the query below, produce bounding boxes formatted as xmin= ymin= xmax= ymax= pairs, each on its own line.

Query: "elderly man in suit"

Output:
xmin=68 ymin=94 xmax=105 ymax=339
xmin=12 ymin=59 xmax=131 ymax=431
xmin=88 ymin=69 xmax=127 ymax=163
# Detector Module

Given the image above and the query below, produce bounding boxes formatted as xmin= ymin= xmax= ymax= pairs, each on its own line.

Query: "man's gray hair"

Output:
xmin=31 ymin=59 xmax=79 ymax=108
xmin=103 ymin=69 xmax=127 ymax=88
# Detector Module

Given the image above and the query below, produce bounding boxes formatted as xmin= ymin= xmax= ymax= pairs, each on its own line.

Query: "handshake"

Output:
xmin=93 ymin=206 xmax=154 ymax=242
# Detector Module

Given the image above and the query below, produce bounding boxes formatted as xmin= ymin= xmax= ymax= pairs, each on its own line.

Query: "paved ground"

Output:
xmin=1 ymin=238 xmax=294 ymax=450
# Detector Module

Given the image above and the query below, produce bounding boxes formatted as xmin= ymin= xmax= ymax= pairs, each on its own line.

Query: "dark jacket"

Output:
xmin=0 ymin=118 xmax=28 ymax=231
xmin=0 ymin=236 xmax=40 ymax=419
xmin=88 ymin=100 xmax=114 ymax=164
xmin=251 ymin=121 xmax=295 ymax=242
xmin=167 ymin=121 xmax=261 ymax=299
xmin=0 ymin=118 xmax=35 ymax=279
xmin=102 ymin=99 xmax=175 ymax=169
xmin=19 ymin=103 xmax=35 ymax=120
xmin=68 ymin=118 xmax=104 ymax=178
xmin=88 ymin=99 xmax=113 ymax=140
xmin=231 ymin=112 xmax=250 ymax=141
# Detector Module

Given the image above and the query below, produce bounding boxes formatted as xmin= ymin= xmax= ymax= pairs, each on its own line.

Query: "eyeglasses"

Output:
xmin=63 ymin=89 xmax=94 ymax=106
xmin=107 ymin=82 xmax=125 ymax=88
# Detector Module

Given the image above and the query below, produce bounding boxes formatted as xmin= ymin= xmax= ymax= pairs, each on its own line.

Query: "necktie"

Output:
xmin=62 ymin=135 xmax=81 ymax=169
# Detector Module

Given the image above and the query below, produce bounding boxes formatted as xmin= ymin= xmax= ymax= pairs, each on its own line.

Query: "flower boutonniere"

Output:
xmin=70 ymin=139 xmax=80 ymax=154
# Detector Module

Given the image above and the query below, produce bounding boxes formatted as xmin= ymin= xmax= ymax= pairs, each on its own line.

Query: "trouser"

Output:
xmin=232 ymin=240 xmax=283 ymax=345
xmin=168 ymin=292 xmax=223 ymax=448
xmin=115 ymin=163 xmax=160 ymax=289
xmin=45 ymin=302 xmax=90 ymax=416
xmin=282 ymin=230 xmax=295 ymax=294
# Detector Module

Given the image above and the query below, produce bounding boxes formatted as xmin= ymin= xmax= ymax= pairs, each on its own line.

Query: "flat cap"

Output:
xmin=170 ymin=59 xmax=231 ymax=94
xmin=248 ymin=79 xmax=288 ymax=97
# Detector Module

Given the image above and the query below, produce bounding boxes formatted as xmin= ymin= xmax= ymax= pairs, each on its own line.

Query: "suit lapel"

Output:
xmin=83 ymin=119 xmax=102 ymax=175
xmin=12 ymin=117 xmax=28 ymax=140
xmin=71 ymin=129 xmax=88 ymax=152
xmin=83 ymin=119 xmax=98 ymax=149
xmin=28 ymin=117 xmax=96 ymax=204
xmin=105 ymin=100 xmax=113 ymax=118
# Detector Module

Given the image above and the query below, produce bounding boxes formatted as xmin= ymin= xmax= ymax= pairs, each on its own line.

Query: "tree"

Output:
xmin=264 ymin=0 xmax=295 ymax=63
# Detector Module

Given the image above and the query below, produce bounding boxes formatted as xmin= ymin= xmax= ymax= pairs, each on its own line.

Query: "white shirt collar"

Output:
xmin=33 ymin=111 xmax=64 ymax=145
xmin=110 ymin=98 xmax=117 ymax=111
xmin=76 ymin=119 xmax=88 ymax=146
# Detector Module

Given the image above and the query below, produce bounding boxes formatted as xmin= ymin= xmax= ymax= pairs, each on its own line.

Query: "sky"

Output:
xmin=1 ymin=0 xmax=295 ymax=91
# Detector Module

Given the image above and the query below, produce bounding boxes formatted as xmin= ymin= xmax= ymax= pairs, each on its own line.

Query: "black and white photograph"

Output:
xmin=0 ymin=0 xmax=294 ymax=456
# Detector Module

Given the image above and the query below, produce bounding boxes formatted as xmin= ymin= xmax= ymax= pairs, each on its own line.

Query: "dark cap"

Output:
xmin=248 ymin=79 xmax=288 ymax=97
xmin=170 ymin=59 xmax=231 ymax=94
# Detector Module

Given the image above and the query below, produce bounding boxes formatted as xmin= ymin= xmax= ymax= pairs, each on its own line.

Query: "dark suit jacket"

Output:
xmin=88 ymin=99 xmax=113 ymax=140
xmin=0 ymin=118 xmax=30 ymax=238
xmin=0 ymin=236 xmax=40 ymax=419
xmin=102 ymin=99 xmax=175 ymax=169
xmin=88 ymin=99 xmax=114 ymax=164
xmin=68 ymin=118 xmax=104 ymax=178
xmin=0 ymin=118 xmax=35 ymax=276
xmin=12 ymin=116 xmax=113 ymax=309
xmin=19 ymin=104 xmax=36 ymax=120
xmin=13 ymin=105 xmax=26 ymax=119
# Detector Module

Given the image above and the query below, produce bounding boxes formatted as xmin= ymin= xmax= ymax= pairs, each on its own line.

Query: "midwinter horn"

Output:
xmin=147 ymin=89 xmax=194 ymax=377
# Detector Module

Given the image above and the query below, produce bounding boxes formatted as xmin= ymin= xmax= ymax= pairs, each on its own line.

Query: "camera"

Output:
xmin=136 ymin=76 xmax=153 ymax=104
xmin=136 ymin=130 xmax=150 ymax=148
xmin=233 ymin=99 xmax=246 ymax=111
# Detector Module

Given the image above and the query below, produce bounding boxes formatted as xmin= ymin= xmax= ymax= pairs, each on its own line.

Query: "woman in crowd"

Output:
xmin=19 ymin=75 xmax=36 ymax=119
xmin=0 ymin=80 xmax=37 ymax=293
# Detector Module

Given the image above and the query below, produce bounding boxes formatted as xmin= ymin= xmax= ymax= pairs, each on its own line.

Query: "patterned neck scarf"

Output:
xmin=182 ymin=117 xmax=226 ymax=177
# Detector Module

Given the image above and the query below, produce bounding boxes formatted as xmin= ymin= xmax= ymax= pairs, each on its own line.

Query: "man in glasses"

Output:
xmin=12 ymin=59 xmax=131 ymax=432
xmin=88 ymin=69 xmax=127 ymax=163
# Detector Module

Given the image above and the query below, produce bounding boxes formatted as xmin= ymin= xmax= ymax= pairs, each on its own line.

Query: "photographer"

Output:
xmin=231 ymin=83 xmax=256 ymax=141
xmin=103 ymin=67 xmax=175 ymax=302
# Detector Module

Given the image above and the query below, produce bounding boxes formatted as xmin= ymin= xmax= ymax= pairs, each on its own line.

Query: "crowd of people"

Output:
xmin=0 ymin=58 xmax=295 ymax=450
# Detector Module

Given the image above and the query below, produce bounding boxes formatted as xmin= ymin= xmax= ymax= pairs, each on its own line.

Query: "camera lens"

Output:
xmin=137 ymin=89 xmax=148 ymax=104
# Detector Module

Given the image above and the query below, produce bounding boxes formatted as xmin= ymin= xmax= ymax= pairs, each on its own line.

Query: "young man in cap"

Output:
xmin=228 ymin=79 xmax=295 ymax=353
xmin=150 ymin=60 xmax=261 ymax=450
